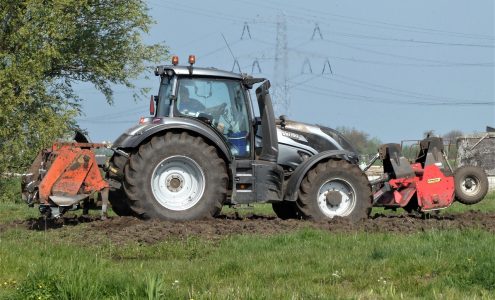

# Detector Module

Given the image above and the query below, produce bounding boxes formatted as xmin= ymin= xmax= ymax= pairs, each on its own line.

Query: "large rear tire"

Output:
xmin=454 ymin=166 xmax=488 ymax=205
xmin=296 ymin=159 xmax=372 ymax=222
xmin=123 ymin=132 xmax=228 ymax=220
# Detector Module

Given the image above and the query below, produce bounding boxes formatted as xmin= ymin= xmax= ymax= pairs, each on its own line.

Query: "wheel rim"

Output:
xmin=460 ymin=175 xmax=481 ymax=197
xmin=317 ymin=178 xmax=357 ymax=218
xmin=151 ymin=155 xmax=205 ymax=211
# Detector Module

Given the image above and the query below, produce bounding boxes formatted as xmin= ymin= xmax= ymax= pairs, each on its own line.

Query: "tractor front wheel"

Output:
xmin=272 ymin=202 xmax=302 ymax=220
xmin=454 ymin=166 xmax=488 ymax=205
xmin=296 ymin=159 xmax=372 ymax=222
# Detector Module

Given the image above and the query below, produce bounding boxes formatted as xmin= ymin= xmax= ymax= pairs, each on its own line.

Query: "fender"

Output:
xmin=283 ymin=150 xmax=358 ymax=201
xmin=112 ymin=117 xmax=233 ymax=162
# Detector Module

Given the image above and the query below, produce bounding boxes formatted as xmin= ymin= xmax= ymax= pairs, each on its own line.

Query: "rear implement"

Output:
xmin=21 ymin=142 xmax=109 ymax=218
xmin=370 ymin=137 xmax=488 ymax=213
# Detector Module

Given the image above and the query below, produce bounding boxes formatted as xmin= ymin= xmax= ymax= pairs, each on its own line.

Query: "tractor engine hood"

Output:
xmin=277 ymin=120 xmax=358 ymax=155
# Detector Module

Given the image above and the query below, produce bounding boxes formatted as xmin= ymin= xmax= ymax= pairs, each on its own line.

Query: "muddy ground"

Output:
xmin=1 ymin=211 xmax=494 ymax=245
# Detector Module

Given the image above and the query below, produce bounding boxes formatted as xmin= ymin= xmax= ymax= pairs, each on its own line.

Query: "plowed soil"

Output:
xmin=2 ymin=211 xmax=494 ymax=245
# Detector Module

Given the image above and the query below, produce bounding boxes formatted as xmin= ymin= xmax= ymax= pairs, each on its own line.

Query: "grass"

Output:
xmin=1 ymin=226 xmax=494 ymax=299
xmin=445 ymin=191 xmax=495 ymax=213
xmin=1 ymin=175 xmax=494 ymax=299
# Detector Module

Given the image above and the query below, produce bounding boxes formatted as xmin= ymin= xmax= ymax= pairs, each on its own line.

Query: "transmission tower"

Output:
xmin=272 ymin=13 xmax=290 ymax=116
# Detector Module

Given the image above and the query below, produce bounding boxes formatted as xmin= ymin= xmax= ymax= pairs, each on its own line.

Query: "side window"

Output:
xmin=156 ymin=77 xmax=173 ymax=117
xmin=176 ymin=78 xmax=251 ymax=157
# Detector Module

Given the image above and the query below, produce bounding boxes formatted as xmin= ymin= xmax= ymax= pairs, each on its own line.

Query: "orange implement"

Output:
xmin=37 ymin=143 xmax=109 ymax=206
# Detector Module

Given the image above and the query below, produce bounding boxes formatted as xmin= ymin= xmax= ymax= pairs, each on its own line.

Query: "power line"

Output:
xmin=77 ymin=120 xmax=139 ymax=124
xmin=77 ymin=106 xmax=145 ymax=121
xmin=238 ymin=0 xmax=495 ymax=41
xmin=148 ymin=1 xmax=241 ymax=23
xmin=197 ymin=38 xmax=243 ymax=59
xmin=288 ymin=23 xmax=494 ymax=48
xmin=319 ymin=38 xmax=494 ymax=66
xmin=287 ymin=73 xmax=495 ymax=105
xmin=252 ymin=36 xmax=494 ymax=67
xmin=333 ymin=73 xmax=490 ymax=103
xmin=328 ymin=75 xmax=491 ymax=103
xmin=294 ymin=84 xmax=494 ymax=106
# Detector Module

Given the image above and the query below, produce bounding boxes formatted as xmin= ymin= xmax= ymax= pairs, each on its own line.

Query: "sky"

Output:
xmin=75 ymin=0 xmax=495 ymax=143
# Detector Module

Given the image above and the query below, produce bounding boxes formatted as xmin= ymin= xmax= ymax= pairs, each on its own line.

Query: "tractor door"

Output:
xmin=232 ymin=81 xmax=284 ymax=204
xmin=175 ymin=78 xmax=252 ymax=158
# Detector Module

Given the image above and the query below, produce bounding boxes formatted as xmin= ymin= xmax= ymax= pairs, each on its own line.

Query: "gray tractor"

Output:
xmin=106 ymin=56 xmax=372 ymax=221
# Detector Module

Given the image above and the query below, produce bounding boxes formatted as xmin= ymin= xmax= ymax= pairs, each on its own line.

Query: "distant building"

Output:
xmin=457 ymin=130 xmax=495 ymax=190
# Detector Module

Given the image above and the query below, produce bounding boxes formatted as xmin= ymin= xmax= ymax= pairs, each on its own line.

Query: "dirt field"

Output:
xmin=2 ymin=211 xmax=494 ymax=245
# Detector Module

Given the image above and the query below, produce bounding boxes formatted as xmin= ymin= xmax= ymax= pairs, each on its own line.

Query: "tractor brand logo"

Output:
xmin=427 ymin=178 xmax=442 ymax=184
xmin=281 ymin=131 xmax=307 ymax=142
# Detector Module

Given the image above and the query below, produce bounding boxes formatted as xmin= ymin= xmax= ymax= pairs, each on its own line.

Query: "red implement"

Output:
xmin=372 ymin=139 xmax=457 ymax=212
xmin=36 ymin=143 xmax=108 ymax=207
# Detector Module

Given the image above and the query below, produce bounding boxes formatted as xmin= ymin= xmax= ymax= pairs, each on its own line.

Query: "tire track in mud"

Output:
xmin=1 ymin=211 xmax=494 ymax=245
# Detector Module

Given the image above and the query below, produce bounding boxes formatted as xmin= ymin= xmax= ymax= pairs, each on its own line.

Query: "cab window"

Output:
xmin=176 ymin=78 xmax=251 ymax=157
xmin=156 ymin=76 xmax=173 ymax=117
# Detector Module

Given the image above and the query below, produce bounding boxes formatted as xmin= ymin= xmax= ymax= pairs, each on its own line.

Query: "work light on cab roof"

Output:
xmin=171 ymin=55 xmax=179 ymax=66
xmin=188 ymin=55 xmax=196 ymax=65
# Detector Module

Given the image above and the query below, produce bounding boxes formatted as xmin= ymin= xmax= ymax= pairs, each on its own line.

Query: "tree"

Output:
xmin=442 ymin=130 xmax=463 ymax=143
xmin=0 ymin=0 xmax=167 ymax=173
xmin=442 ymin=129 xmax=463 ymax=161
xmin=336 ymin=126 xmax=382 ymax=156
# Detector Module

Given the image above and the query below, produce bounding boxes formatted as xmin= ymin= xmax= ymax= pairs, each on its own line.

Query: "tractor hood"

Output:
xmin=277 ymin=120 xmax=357 ymax=155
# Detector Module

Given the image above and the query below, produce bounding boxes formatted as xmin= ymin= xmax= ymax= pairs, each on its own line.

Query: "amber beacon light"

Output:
xmin=171 ymin=55 xmax=179 ymax=65
xmin=188 ymin=55 xmax=196 ymax=65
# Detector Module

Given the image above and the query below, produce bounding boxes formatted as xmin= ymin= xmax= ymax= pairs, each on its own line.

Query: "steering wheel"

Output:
xmin=205 ymin=103 xmax=227 ymax=124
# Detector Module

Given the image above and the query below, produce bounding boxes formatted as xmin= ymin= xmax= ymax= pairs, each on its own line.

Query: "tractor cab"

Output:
xmin=151 ymin=56 xmax=269 ymax=160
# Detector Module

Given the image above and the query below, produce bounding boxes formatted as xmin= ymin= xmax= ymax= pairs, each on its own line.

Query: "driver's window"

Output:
xmin=176 ymin=78 xmax=250 ymax=157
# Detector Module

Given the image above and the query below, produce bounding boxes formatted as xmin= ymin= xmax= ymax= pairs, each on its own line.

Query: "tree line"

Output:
xmin=337 ymin=127 xmax=465 ymax=162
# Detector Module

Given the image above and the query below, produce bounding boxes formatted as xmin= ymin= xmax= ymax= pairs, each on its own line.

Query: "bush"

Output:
xmin=0 ymin=177 xmax=22 ymax=203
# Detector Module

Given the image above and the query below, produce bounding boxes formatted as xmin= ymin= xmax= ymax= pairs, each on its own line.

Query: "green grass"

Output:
xmin=1 ymin=227 xmax=494 ymax=299
xmin=445 ymin=191 xmax=495 ymax=213
xmin=1 ymin=188 xmax=493 ymax=299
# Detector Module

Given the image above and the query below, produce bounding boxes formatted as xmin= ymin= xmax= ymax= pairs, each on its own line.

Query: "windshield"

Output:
xmin=156 ymin=76 xmax=173 ymax=117
xmin=176 ymin=78 xmax=251 ymax=157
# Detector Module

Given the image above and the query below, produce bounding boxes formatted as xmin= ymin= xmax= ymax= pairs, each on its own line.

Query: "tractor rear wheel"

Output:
xmin=123 ymin=132 xmax=228 ymax=220
xmin=454 ymin=166 xmax=488 ymax=205
xmin=272 ymin=202 xmax=301 ymax=219
xmin=296 ymin=159 xmax=372 ymax=222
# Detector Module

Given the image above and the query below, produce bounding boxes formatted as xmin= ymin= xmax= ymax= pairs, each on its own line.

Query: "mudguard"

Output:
xmin=283 ymin=150 xmax=358 ymax=201
xmin=112 ymin=117 xmax=233 ymax=162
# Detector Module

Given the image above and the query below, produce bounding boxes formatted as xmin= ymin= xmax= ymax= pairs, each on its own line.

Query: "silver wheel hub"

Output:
xmin=166 ymin=174 xmax=184 ymax=192
xmin=461 ymin=176 xmax=480 ymax=196
xmin=151 ymin=156 xmax=205 ymax=211
xmin=317 ymin=179 xmax=356 ymax=218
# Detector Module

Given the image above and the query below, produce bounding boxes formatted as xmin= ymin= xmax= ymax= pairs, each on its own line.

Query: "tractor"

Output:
xmin=21 ymin=55 xmax=489 ymax=221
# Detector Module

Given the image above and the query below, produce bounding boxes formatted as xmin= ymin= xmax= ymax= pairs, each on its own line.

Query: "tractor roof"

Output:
xmin=154 ymin=65 xmax=243 ymax=80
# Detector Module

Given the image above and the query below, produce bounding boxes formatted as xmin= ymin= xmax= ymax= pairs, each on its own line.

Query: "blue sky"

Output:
xmin=75 ymin=0 xmax=495 ymax=143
